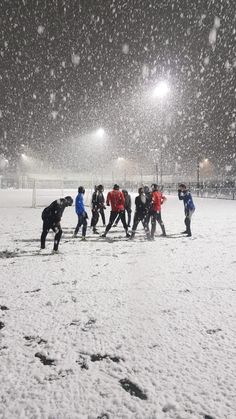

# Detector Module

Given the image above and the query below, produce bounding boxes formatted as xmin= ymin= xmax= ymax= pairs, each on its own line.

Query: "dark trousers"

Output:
xmin=91 ymin=209 xmax=99 ymax=230
xmin=131 ymin=213 xmax=150 ymax=237
xmin=150 ymin=211 xmax=166 ymax=237
xmin=115 ymin=209 xmax=132 ymax=227
xmin=91 ymin=208 xmax=106 ymax=229
xmin=74 ymin=214 xmax=87 ymax=237
xmin=184 ymin=209 xmax=195 ymax=235
xmin=41 ymin=220 xmax=62 ymax=251
xmin=99 ymin=208 xmax=106 ymax=225
xmin=105 ymin=210 xmax=128 ymax=234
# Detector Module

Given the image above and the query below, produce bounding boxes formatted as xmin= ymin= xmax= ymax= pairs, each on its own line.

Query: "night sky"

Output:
xmin=0 ymin=0 xmax=236 ymax=173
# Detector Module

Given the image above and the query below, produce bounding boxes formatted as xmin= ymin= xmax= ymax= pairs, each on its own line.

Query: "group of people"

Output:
xmin=40 ymin=183 xmax=195 ymax=252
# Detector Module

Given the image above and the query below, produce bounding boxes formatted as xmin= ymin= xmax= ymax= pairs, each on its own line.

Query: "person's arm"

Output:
xmin=127 ymin=195 xmax=131 ymax=209
xmin=120 ymin=191 xmax=125 ymax=206
xmin=161 ymin=194 xmax=167 ymax=205
xmin=52 ymin=201 xmax=62 ymax=223
xmin=91 ymin=192 xmax=97 ymax=208
xmin=178 ymin=189 xmax=184 ymax=200
xmin=106 ymin=192 xmax=110 ymax=206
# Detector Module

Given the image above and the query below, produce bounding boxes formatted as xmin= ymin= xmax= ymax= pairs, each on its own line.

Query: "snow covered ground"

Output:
xmin=0 ymin=190 xmax=236 ymax=419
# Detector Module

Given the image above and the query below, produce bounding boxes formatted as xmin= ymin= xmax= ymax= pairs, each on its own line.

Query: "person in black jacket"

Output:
xmin=40 ymin=196 xmax=73 ymax=252
xmin=130 ymin=187 xmax=151 ymax=240
xmin=90 ymin=184 xmax=106 ymax=233
xmin=113 ymin=189 xmax=132 ymax=227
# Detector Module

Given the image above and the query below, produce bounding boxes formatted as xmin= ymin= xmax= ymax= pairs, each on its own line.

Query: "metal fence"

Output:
xmin=0 ymin=174 xmax=235 ymax=200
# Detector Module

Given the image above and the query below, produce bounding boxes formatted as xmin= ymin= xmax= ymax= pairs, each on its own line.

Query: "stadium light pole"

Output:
xmin=152 ymin=81 xmax=170 ymax=186
xmin=197 ymin=157 xmax=209 ymax=195
xmin=95 ymin=128 xmax=105 ymax=183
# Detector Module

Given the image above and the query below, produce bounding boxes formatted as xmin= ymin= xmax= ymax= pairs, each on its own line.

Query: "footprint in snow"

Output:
xmin=76 ymin=356 xmax=89 ymax=370
xmin=0 ymin=305 xmax=9 ymax=311
xmin=206 ymin=328 xmax=222 ymax=334
xmin=24 ymin=288 xmax=41 ymax=294
xmin=82 ymin=318 xmax=96 ymax=332
xmin=119 ymin=378 xmax=147 ymax=400
xmin=0 ymin=322 xmax=5 ymax=330
xmin=35 ymin=352 xmax=55 ymax=366
xmin=24 ymin=336 xmax=47 ymax=345
xmin=90 ymin=354 xmax=123 ymax=363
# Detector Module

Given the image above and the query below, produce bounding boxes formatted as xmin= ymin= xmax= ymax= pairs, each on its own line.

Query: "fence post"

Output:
xmin=32 ymin=180 xmax=36 ymax=208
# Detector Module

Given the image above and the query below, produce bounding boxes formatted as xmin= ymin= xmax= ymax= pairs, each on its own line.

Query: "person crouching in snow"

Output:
xmin=41 ymin=196 xmax=73 ymax=252
xmin=101 ymin=184 xmax=130 ymax=238
xmin=73 ymin=186 xmax=88 ymax=240
xmin=178 ymin=183 xmax=195 ymax=237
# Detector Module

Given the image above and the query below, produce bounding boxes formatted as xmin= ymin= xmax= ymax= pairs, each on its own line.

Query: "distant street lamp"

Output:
xmin=96 ymin=128 xmax=105 ymax=139
xmin=197 ymin=157 xmax=209 ymax=195
xmin=153 ymin=81 xmax=170 ymax=99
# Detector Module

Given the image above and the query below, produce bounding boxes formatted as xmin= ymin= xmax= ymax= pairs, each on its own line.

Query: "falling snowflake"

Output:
xmin=37 ymin=25 xmax=45 ymax=35
xmin=51 ymin=111 xmax=58 ymax=120
xmin=71 ymin=54 xmax=80 ymax=66
xmin=122 ymin=43 xmax=129 ymax=54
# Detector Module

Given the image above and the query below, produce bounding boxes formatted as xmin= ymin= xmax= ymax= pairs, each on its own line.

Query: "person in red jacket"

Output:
xmin=150 ymin=184 xmax=167 ymax=239
xmin=101 ymin=184 xmax=130 ymax=238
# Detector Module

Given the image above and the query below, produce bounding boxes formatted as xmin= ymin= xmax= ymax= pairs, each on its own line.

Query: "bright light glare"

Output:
xmin=204 ymin=158 xmax=209 ymax=163
xmin=21 ymin=153 xmax=27 ymax=159
xmin=96 ymin=128 xmax=105 ymax=138
xmin=153 ymin=81 xmax=170 ymax=98
xmin=117 ymin=157 xmax=125 ymax=162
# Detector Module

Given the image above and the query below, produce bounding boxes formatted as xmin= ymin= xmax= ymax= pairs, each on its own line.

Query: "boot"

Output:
xmin=160 ymin=224 xmax=166 ymax=237
xmin=185 ymin=218 xmax=191 ymax=237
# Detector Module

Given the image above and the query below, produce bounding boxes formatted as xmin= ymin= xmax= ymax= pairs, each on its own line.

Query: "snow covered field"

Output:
xmin=0 ymin=190 xmax=236 ymax=419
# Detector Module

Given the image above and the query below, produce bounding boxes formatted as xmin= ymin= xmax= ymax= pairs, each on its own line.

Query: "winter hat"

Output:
xmin=113 ymin=184 xmax=119 ymax=190
xmin=78 ymin=186 xmax=85 ymax=194
xmin=151 ymin=183 xmax=158 ymax=191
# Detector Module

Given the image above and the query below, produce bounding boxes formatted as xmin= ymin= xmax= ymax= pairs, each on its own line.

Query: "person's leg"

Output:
xmin=114 ymin=213 xmax=120 ymax=226
xmin=103 ymin=211 xmax=117 ymax=236
xmin=82 ymin=217 xmax=88 ymax=238
xmin=150 ymin=211 xmax=157 ymax=238
xmin=53 ymin=224 xmax=62 ymax=251
xmin=143 ymin=214 xmax=151 ymax=239
xmin=157 ymin=212 xmax=166 ymax=236
xmin=127 ymin=209 xmax=132 ymax=227
xmin=100 ymin=208 xmax=106 ymax=226
xmin=74 ymin=215 xmax=82 ymax=236
xmin=185 ymin=209 xmax=194 ymax=236
xmin=40 ymin=220 xmax=50 ymax=249
xmin=130 ymin=213 xmax=140 ymax=238
xmin=91 ymin=209 xmax=99 ymax=232
xmin=119 ymin=210 xmax=129 ymax=236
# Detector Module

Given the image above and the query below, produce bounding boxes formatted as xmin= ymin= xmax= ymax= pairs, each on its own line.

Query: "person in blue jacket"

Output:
xmin=73 ymin=186 xmax=88 ymax=240
xmin=178 ymin=183 xmax=195 ymax=237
